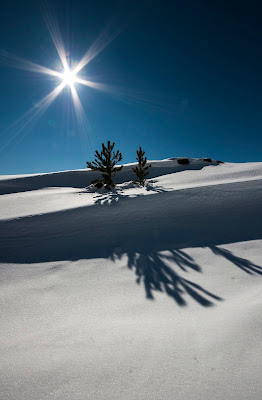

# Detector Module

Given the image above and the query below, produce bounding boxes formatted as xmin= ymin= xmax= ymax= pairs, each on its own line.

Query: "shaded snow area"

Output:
xmin=0 ymin=158 xmax=262 ymax=400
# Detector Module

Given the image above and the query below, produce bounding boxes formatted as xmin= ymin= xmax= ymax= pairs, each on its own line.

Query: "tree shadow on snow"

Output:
xmin=210 ymin=246 xmax=262 ymax=275
xmin=111 ymin=249 xmax=222 ymax=306
xmin=1 ymin=180 xmax=262 ymax=305
xmin=145 ymin=182 xmax=168 ymax=193
xmin=91 ymin=183 xmax=168 ymax=205
xmin=93 ymin=188 xmax=130 ymax=206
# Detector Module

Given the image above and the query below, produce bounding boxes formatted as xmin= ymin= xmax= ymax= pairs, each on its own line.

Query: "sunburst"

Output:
xmin=0 ymin=5 xmax=118 ymax=153
xmin=0 ymin=5 xmax=179 ymax=154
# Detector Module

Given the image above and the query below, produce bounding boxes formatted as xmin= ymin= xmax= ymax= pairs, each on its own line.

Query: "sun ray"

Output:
xmin=41 ymin=2 xmax=69 ymax=71
xmin=74 ymin=77 xmax=106 ymax=90
xmin=69 ymin=84 xmax=93 ymax=155
xmin=74 ymin=78 xmax=179 ymax=113
xmin=0 ymin=49 xmax=62 ymax=78
xmin=0 ymin=82 xmax=66 ymax=151
xmin=70 ymin=84 xmax=90 ymax=134
xmin=73 ymin=24 xmax=121 ymax=75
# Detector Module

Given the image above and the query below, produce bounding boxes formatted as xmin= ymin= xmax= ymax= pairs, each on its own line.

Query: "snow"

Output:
xmin=0 ymin=158 xmax=262 ymax=400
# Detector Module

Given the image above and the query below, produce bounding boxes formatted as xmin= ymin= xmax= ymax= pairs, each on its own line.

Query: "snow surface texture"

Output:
xmin=0 ymin=158 xmax=262 ymax=400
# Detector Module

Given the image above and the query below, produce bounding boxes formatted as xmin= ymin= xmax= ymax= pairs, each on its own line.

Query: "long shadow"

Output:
xmin=111 ymin=249 xmax=222 ymax=306
xmin=210 ymin=246 xmax=262 ymax=275
xmin=0 ymin=180 xmax=262 ymax=303
xmin=1 ymin=180 xmax=262 ymax=264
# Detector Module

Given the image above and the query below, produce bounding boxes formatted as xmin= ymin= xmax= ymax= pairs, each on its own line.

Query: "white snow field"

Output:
xmin=0 ymin=158 xmax=262 ymax=400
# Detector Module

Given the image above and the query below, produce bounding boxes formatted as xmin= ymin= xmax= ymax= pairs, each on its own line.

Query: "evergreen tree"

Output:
xmin=86 ymin=141 xmax=123 ymax=190
xmin=132 ymin=146 xmax=151 ymax=186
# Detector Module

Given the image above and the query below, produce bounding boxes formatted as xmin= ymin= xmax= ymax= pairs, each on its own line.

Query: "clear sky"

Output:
xmin=0 ymin=0 xmax=261 ymax=174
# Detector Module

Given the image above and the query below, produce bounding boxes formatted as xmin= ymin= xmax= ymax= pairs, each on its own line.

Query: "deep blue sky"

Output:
xmin=0 ymin=0 xmax=261 ymax=174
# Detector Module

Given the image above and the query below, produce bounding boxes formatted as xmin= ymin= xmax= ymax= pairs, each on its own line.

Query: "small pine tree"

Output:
xmin=132 ymin=146 xmax=151 ymax=186
xmin=86 ymin=141 xmax=123 ymax=190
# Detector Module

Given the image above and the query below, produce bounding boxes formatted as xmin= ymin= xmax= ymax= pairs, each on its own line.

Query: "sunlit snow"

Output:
xmin=0 ymin=158 xmax=262 ymax=400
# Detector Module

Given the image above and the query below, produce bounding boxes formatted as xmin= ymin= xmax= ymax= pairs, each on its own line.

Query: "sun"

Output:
xmin=0 ymin=3 xmax=119 ymax=151
xmin=62 ymin=69 xmax=77 ymax=85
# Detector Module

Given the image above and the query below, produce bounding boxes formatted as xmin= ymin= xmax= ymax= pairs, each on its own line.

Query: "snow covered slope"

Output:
xmin=0 ymin=158 xmax=262 ymax=400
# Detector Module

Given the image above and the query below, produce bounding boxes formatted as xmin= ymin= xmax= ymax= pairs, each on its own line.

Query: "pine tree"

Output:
xmin=86 ymin=141 xmax=123 ymax=190
xmin=132 ymin=146 xmax=151 ymax=186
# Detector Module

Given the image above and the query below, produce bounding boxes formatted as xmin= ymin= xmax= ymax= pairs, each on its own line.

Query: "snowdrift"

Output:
xmin=0 ymin=158 xmax=262 ymax=400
